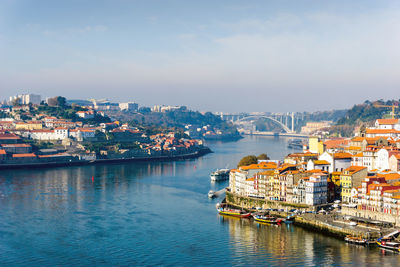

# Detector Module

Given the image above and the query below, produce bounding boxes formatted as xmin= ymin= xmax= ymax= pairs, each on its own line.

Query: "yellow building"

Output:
xmin=308 ymin=136 xmax=325 ymax=155
xmin=15 ymin=121 xmax=43 ymax=130
xmin=340 ymin=166 xmax=368 ymax=203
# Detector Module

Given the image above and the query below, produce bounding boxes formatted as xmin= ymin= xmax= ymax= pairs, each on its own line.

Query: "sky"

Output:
xmin=1 ymin=0 xmax=400 ymax=113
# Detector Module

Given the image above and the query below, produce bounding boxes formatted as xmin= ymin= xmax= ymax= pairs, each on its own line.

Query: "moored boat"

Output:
xmin=211 ymin=169 xmax=230 ymax=181
xmin=253 ymin=214 xmax=283 ymax=224
xmin=344 ymin=235 xmax=375 ymax=246
xmin=284 ymin=215 xmax=295 ymax=224
xmin=208 ymin=190 xmax=216 ymax=198
xmin=377 ymin=230 xmax=400 ymax=252
xmin=216 ymin=203 xmax=252 ymax=218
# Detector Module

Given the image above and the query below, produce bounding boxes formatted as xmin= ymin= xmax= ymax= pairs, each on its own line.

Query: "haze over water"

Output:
xmin=0 ymin=136 xmax=399 ymax=266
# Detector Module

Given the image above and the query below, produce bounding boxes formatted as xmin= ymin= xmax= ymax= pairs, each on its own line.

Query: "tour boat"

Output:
xmin=210 ymin=169 xmax=230 ymax=181
xmin=216 ymin=203 xmax=252 ymax=218
xmin=377 ymin=230 xmax=400 ymax=252
xmin=253 ymin=214 xmax=283 ymax=224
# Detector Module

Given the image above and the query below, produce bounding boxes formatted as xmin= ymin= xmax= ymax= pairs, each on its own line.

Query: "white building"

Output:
xmin=375 ymin=119 xmax=400 ymax=130
xmin=76 ymin=110 xmax=95 ymax=119
xmin=9 ymin=94 xmax=41 ymax=105
xmin=319 ymin=152 xmax=352 ymax=172
xmin=119 ymin=102 xmax=138 ymax=111
xmin=305 ymin=173 xmax=328 ymax=206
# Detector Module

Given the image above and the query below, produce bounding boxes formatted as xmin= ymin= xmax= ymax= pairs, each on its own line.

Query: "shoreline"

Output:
xmin=224 ymin=192 xmax=384 ymax=240
xmin=0 ymin=147 xmax=212 ymax=170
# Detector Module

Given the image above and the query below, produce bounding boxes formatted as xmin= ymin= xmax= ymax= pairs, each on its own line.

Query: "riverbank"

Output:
xmin=224 ymin=192 xmax=386 ymax=240
xmin=0 ymin=147 xmax=212 ymax=170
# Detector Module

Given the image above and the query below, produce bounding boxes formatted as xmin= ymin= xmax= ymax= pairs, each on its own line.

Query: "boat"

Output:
xmin=253 ymin=214 xmax=283 ymax=224
xmin=377 ymin=230 xmax=400 ymax=252
xmin=210 ymin=169 xmax=230 ymax=181
xmin=216 ymin=203 xmax=252 ymax=218
xmin=208 ymin=190 xmax=216 ymax=198
xmin=344 ymin=235 xmax=375 ymax=246
xmin=287 ymin=139 xmax=304 ymax=149
xmin=284 ymin=215 xmax=295 ymax=224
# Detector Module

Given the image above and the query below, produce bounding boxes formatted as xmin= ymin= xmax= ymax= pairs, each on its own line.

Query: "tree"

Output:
xmin=57 ymin=96 xmax=67 ymax=107
xmin=257 ymin=153 xmax=270 ymax=160
xmin=237 ymin=155 xmax=258 ymax=168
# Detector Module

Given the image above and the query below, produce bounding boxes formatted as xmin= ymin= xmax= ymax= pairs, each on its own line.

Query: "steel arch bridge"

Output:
xmin=235 ymin=115 xmax=292 ymax=133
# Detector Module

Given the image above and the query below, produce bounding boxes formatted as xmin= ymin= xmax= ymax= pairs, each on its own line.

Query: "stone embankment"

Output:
xmin=226 ymin=192 xmax=385 ymax=240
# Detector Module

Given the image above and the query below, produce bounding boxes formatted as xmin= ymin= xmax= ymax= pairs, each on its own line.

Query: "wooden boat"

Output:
xmin=253 ymin=214 xmax=283 ymax=224
xmin=216 ymin=203 xmax=252 ymax=218
xmin=377 ymin=230 xmax=400 ymax=252
xmin=344 ymin=235 xmax=375 ymax=246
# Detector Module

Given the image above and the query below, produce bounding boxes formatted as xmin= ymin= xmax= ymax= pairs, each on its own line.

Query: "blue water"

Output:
xmin=0 ymin=136 xmax=399 ymax=266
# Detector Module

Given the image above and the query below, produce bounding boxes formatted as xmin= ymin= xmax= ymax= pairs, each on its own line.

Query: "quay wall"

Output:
xmin=226 ymin=191 xmax=309 ymax=211
xmin=293 ymin=216 xmax=380 ymax=239
xmin=226 ymin=192 xmax=381 ymax=239
xmin=341 ymin=207 xmax=400 ymax=227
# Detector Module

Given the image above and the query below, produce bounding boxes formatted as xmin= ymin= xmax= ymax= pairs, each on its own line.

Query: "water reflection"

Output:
xmin=219 ymin=215 xmax=400 ymax=266
xmin=0 ymin=136 xmax=399 ymax=265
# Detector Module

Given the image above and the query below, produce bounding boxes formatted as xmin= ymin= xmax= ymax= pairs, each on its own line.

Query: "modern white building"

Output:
xmin=9 ymin=94 xmax=41 ymax=105
xmin=119 ymin=102 xmax=138 ymax=111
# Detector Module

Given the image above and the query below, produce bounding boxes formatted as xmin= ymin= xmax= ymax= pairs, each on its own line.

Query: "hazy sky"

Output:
xmin=1 ymin=0 xmax=400 ymax=112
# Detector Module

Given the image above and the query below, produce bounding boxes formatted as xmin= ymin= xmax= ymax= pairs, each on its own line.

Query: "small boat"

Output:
xmin=208 ymin=190 xmax=216 ymax=198
xmin=216 ymin=203 xmax=252 ymax=218
xmin=344 ymin=235 xmax=375 ymax=246
xmin=253 ymin=214 xmax=283 ymax=224
xmin=210 ymin=169 xmax=230 ymax=181
xmin=377 ymin=230 xmax=400 ymax=252
xmin=284 ymin=215 xmax=295 ymax=224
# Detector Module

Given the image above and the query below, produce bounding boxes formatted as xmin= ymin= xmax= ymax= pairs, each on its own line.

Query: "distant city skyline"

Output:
xmin=1 ymin=0 xmax=400 ymax=112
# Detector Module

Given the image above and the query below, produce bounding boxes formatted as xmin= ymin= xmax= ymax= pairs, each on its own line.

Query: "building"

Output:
xmin=375 ymin=119 xmax=400 ymax=130
xmin=308 ymin=136 xmax=325 ymax=155
xmin=340 ymin=166 xmax=368 ymax=203
xmin=15 ymin=121 xmax=43 ymax=130
xmin=76 ymin=110 xmax=95 ymax=119
xmin=9 ymin=94 xmax=41 ymax=105
xmin=119 ymin=102 xmax=138 ymax=111
xmin=389 ymin=154 xmax=400 ymax=172
xmin=319 ymin=152 xmax=352 ymax=172
xmin=305 ymin=173 xmax=328 ymax=206
xmin=0 ymin=144 xmax=32 ymax=154
xmin=301 ymin=121 xmax=331 ymax=134
xmin=0 ymin=133 xmax=21 ymax=144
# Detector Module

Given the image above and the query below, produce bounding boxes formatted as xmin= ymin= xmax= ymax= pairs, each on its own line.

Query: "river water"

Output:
xmin=0 ymin=136 xmax=399 ymax=266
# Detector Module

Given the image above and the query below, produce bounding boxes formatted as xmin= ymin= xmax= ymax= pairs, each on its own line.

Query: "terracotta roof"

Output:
xmin=313 ymin=160 xmax=330 ymax=165
xmin=333 ymin=152 xmax=353 ymax=159
xmin=344 ymin=166 xmax=367 ymax=173
xmin=1 ymin=144 xmax=31 ymax=147
xmin=354 ymin=152 xmax=363 ymax=157
xmin=377 ymin=119 xmax=399 ymax=125
xmin=0 ymin=133 xmax=20 ymax=140
xmin=12 ymin=153 xmax=36 ymax=158
xmin=366 ymin=129 xmax=400 ymax=134
xmin=381 ymin=173 xmax=400 ymax=180
xmin=324 ymin=138 xmax=349 ymax=149
xmin=347 ymin=146 xmax=362 ymax=151
xmin=0 ymin=149 xmax=6 ymax=155
xmin=351 ymin=136 xmax=365 ymax=142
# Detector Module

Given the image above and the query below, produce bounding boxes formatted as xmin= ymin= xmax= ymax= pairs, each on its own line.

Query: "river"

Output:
xmin=0 ymin=136 xmax=399 ymax=266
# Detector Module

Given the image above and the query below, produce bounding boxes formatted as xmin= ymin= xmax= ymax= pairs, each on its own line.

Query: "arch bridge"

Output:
xmin=235 ymin=115 xmax=294 ymax=133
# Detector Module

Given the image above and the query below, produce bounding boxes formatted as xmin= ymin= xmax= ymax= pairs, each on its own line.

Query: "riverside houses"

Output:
xmin=304 ymin=173 xmax=328 ymax=206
